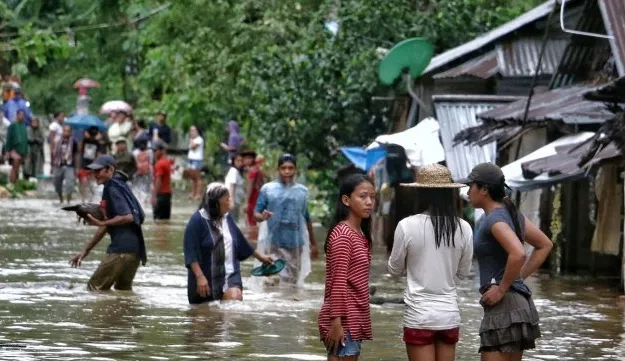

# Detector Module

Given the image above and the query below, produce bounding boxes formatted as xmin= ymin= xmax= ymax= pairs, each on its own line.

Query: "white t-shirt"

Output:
xmin=222 ymin=216 xmax=235 ymax=290
xmin=388 ymin=214 xmax=474 ymax=330
xmin=187 ymin=136 xmax=204 ymax=160
xmin=49 ymin=121 xmax=63 ymax=143
xmin=225 ymin=167 xmax=244 ymax=205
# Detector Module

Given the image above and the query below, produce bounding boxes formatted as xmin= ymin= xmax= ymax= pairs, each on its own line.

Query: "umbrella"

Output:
xmin=100 ymin=100 xmax=133 ymax=114
xmin=340 ymin=146 xmax=387 ymax=172
xmin=73 ymin=78 xmax=100 ymax=89
xmin=65 ymin=114 xmax=107 ymax=131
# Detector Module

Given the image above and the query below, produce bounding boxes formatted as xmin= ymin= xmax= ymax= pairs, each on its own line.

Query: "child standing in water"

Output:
xmin=318 ymin=174 xmax=375 ymax=360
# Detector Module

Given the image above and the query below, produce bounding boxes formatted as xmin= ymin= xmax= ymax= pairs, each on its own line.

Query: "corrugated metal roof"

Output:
xmin=423 ymin=0 xmax=557 ymax=75
xmin=477 ymin=84 xmax=616 ymax=124
xmin=433 ymin=96 xmax=519 ymax=180
xmin=433 ymin=51 xmax=498 ymax=79
xmin=598 ymin=0 xmax=625 ymax=76
xmin=522 ymin=140 xmax=620 ymax=178
xmin=496 ymin=37 xmax=568 ymax=77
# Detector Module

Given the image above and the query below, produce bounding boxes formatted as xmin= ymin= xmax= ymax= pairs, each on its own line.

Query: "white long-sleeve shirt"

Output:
xmin=388 ymin=214 xmax=473 ymax=330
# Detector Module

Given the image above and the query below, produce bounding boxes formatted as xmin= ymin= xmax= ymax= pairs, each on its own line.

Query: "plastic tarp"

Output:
xmin=339 ymin=147 xmax=388 ymax=172
xmin=367 ymin=117 xmax=445 ymax=167
xmin=501 ymin=132 xmax=595 ymax=191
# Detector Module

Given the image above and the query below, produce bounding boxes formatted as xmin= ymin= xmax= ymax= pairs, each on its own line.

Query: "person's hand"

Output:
xmin=86 ymin=214 xmax=105 ymax=227
xmin=196 ymin=275 xmax=210 ymax=298
xmin=310 ymin=243 xmax=319 ymax=260
xmin=481 ymin=284 xmax=505 ymax=306
xmin=69 ymin=251 xmax=87 ymax=268
xmin=325 ymin=318 xmax=345 ymax=355
xmin=259 ymin=254 xmax=274 ymax=266
xmin=260 ymin=210 xmax=273 ymax=221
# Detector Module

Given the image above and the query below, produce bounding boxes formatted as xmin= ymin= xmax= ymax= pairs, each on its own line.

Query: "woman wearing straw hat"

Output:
xmin=459 ymin=162 xmax=552 ymax=360
xmin=388 ymin=164 xmax=474 ymax=361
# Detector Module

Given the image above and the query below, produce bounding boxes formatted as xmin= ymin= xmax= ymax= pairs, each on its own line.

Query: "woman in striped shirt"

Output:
xmin=318 ymin=174 xmax=375 ymax=360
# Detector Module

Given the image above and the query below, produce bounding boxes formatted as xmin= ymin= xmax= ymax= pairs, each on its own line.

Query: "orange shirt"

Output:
xmin=154 ymin=157 xmax=172 ymax=194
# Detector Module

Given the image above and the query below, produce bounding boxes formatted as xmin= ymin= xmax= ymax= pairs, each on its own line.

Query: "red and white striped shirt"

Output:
xmin=318 ymin=222 xmax=372 ymax=341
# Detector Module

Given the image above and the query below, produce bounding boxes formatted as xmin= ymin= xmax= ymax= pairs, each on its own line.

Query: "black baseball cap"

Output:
xmin=457 ymin=162 xmax=510 ymax=188
xmin=87 ymin=155 xmax=117 ymax=170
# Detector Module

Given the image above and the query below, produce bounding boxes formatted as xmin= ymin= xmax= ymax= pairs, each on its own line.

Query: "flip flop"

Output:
xmin=251 ymin=259 xmax=286 ymax=277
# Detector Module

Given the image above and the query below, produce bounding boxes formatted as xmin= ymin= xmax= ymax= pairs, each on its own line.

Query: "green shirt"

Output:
xmin=6 ymin=122 xmax=28 ymax=156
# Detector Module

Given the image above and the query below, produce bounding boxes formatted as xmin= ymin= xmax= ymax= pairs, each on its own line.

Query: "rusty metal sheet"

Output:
xmin=476 ymin=84 xmax=616 ymax=124
xmin=433 ymin=51 xmax=498 ymax=79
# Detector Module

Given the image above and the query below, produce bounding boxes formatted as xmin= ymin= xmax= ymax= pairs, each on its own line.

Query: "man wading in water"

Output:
xmin=254 ymin=153 xmax=318 ymax=285
xmin=69 ymin=155 xmax=147 ymax=291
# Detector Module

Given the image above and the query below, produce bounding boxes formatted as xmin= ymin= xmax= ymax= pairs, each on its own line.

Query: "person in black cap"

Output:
xmin=460 ymin=162 xmax=552 ymax=358
xmin=253 ymin=153 xmax=318 ymax=286
xmin=69 ymin=154 xmax=147 ymax=291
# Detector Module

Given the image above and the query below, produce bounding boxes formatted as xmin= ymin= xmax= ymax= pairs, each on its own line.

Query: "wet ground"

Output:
xmin=1 ymin=199 xmax=624 ymax=360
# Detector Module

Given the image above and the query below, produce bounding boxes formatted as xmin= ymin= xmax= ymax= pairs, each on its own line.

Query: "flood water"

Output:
xmin=1 ymin=198 xmax=624 ymax=360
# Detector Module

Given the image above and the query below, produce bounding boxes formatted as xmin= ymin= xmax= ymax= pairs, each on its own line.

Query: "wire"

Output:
xmin=0 ymin=3 xmax=171 ymax=39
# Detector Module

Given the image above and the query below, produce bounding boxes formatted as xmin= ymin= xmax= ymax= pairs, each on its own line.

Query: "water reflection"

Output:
xmin=0 ymin=199 xmax=624 ymax=360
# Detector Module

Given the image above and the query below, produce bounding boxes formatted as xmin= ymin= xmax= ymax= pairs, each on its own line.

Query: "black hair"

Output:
xmin=325 ymin=174 xmax=373 ymax=253
xmin=16 ymin=109 xmax=25 ymax=115
xmin=137 ymin=120 xmax=147 ymax=129
xmin=415 ymin=188 xmax=462 ymax=248
xmin=54 ymin=111 xmax=63 ymax=119
xmin=476 ymin=182 xmax=524 ymax=242
xmin=278 ymin=153 xmax=297 ymax=167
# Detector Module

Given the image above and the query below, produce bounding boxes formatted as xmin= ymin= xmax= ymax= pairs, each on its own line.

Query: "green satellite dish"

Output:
xmin=378 ymin=38 xmax=434 ymax=85
xmin=377 ymin=38 xmax=435 ymax=116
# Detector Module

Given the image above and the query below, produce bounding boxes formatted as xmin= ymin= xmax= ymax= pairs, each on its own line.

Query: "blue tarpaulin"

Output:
xmin=340 ymin=146 xmax=387 ymax=172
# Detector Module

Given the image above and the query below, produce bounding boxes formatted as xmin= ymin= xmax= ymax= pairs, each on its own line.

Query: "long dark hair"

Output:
xmin=415 ymin=188 xmax=461 ymax=248
xmin=325 ymin=174 xmax=373 ymax=253
xmin=477 ymin=182 xmax=524 ymax=242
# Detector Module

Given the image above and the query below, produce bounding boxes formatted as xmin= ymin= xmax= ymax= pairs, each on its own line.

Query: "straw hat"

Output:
xmin=401 ymin=163 xmax=466 ymax=188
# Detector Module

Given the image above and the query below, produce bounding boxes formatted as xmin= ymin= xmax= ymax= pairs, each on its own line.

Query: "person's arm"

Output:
xmin=254 ymin=187 xmax=269 ymax=222
xmin=388 ymin=221 xmax=408 ymax=277
xmin=325 ymin=232 xmax=351 ymax=349
xmin=228 ymin=183 xmax=236 ymax=210
xmin=70 ymin=225 xmax=107 ymax=267
xmin=184 ymin=216 xmax=210 ymax=298
xmin=520 ymin=217 xmax=553 ymax=280
xmin=89 ymin=188 xmax=134 ymax=226
xmin=456 ymin=223 xmax=474 ymax=279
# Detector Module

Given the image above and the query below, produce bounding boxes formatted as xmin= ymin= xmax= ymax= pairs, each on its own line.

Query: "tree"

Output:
xmin=2 ymin=0 xmax=543 ymax=220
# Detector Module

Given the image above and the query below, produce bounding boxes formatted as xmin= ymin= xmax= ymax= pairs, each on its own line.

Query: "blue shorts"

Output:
xmin=325 ymin=331 xmax=361 ymax=357
xmin=186 ymin=159 xmax=203 ymax=170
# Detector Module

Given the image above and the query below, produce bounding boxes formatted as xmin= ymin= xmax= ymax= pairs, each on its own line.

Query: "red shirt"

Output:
xmin=154 ymin=156 xmax=172 ymax=194
xmin=318 ymin=222 xmax=372 ymax=341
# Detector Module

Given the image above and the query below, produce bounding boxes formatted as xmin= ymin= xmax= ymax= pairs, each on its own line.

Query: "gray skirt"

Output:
xmin=479 ymin=290 xmax=541 ymax=353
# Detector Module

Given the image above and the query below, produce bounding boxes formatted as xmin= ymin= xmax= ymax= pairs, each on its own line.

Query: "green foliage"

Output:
xmin=3 ymin=0 xmax=543 ymax=222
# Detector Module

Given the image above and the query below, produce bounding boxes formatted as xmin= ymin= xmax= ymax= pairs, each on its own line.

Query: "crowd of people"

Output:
xmin=62 ymin=141 xmax=552 ymax=361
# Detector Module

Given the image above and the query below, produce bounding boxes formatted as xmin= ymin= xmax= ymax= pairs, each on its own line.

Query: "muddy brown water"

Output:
xmin=0 ymin=199 xmax=624 ymax=360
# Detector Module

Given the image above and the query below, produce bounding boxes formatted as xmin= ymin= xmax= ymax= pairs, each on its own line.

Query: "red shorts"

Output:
xmin=403 ymin=327 xmax=459 ymax=346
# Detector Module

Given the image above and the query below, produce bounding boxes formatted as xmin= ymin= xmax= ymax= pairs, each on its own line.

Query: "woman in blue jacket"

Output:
xmin=184 ymin=182 xmax=273 ymax=304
